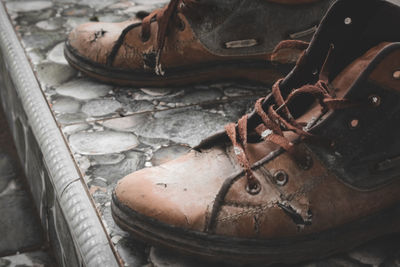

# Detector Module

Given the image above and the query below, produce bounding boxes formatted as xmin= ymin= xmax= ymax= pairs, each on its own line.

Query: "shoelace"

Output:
xmin=141 ymin=0 xmax=199 ymax=75
xmin=225 ymin=79 xmax=353 ymax=191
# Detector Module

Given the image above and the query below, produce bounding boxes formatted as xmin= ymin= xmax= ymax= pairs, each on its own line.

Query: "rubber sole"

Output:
xmin=111 ymin=192 xmax=400 ymax=265
xmin=64 ymin=42 xmax=292 ymax=87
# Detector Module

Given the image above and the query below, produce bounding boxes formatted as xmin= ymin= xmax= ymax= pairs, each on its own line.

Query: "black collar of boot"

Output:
xmin=245 ymin=0 xmax=400 ymax=130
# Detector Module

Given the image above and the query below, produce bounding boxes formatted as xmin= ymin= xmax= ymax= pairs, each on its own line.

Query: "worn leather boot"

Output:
xmin=112 ymin=0 xmax=400 ymax=264
xmin=64 ymin=0 xmax=332 ymax=87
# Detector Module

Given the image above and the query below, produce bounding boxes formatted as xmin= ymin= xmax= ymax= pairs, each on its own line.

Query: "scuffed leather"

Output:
xmin=115 ymin=146 xmax=241 ymax=230
xmin=188 ymin=0 xmax=333 ymax=56
xmin=114 ymin=42 xmax=400 ymax=240
xmin=68 ymin=20 xmax=134 ymax=65
xmin=66 ymin=1 xmax=329 ymax=73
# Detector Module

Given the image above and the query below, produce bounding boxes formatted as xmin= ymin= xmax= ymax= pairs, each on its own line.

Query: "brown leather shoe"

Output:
xmin=112 ymin=0 xmax=400 ymax=264
xmin=64 ymin=0 xmax=333 ymax=87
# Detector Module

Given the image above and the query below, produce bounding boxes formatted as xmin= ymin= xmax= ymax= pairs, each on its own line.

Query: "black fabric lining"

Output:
xmin=204 ymin=36 xmax=400 ymax=233
xmin=244 ymin=0 xmax=393 ymax=132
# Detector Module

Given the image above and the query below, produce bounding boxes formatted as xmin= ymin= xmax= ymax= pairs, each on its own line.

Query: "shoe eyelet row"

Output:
xmin=347 ymin=94 xmax=384 ymax=129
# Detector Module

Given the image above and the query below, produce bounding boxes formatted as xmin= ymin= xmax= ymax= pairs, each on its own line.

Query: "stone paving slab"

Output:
xmin=0 ymin=250 xmax=55 ymax=267
xmin=2 ymin=0 xmax=400 ymax=266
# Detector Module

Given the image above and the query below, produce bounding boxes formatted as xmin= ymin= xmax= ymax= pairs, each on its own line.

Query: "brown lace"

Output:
xmin=225 ymin=79 xmax=353 ymax=190
xmin=141 ymin=0 xmax=199 ymax=75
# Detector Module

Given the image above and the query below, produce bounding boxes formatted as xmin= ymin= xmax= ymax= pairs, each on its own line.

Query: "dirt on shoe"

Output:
xmin=64 ymin=0 xmax=333 ymax=87
xmin=112 ymin=0 xmax=400 ymax=264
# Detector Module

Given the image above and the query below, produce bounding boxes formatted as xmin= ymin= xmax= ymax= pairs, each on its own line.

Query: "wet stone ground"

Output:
xmin=2 ymin=0 xmax=400 ymax=266
xmin=0 ymin=97 xmax=54 ymax=266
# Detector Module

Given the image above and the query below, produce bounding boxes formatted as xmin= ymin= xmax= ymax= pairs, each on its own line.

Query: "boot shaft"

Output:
xmin=230 ymin=0 xmax=400 ymax=190
xmin=280 ymin=0 xmax=400 ymax=94
xmin=297 ymin=0 xmax=400 ymax=189
xmin=311 ymin=43 xmax=400 ymax=189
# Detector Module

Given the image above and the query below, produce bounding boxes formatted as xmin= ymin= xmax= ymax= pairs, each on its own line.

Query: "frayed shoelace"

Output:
xmin=141 ymin=0 xmax=199 ymax=75
xmin=225 ymin=78 xmax=354 ymax=190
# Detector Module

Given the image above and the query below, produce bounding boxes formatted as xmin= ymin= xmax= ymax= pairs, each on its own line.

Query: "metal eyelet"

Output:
xmin=344 ymin=17 xmax=352 ymax=25
xmin=393 ymin=70 xmax=400 ymax=80
xmin=273 ymin=170 xmax=288 ymax=186
xmin=178 ymin=19 xmax=185 ymax=31
xmin=368 ymin=95 xmax=381 ymax=107
xmin=348 ymin=118 xmax=360 ymax=129
xmin=245 ymin=181 xmax=261 ymax=195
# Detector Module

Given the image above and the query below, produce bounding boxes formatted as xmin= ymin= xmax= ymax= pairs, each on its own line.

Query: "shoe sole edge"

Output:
xmin=63 ymin=41 xmax=292 ymax=87
xmin=111 ymin=192 xmax=400 ymax=264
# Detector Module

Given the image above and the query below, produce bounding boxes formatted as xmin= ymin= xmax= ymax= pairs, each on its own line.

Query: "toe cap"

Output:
xmin=114 ymin=148 xmax=238 ymax=231
xmin=67 ymin=21 xmax=132 ymax=65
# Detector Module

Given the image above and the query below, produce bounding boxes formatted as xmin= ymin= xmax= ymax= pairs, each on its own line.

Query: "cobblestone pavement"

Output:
xmin=2 ymin=0 xmax=400 ymax=266
xmin=0 ymin=99 xmax=55 ymax=266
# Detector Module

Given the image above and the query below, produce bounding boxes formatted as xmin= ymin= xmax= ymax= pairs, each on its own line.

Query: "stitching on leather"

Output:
xmin=205 ymin=173 xmax=243 ymax=233
xmin=217 ymin=201 xmax=278 ymax=222
xmin=206 ymin=148 xmax=285 ymax=232
xmin=286 ymin=173 xmax=328 ymax=201
xmin=224 ymin=201 xmax=263 ymax=209
xmin=217 ymin=174 xmax=328 ymax=222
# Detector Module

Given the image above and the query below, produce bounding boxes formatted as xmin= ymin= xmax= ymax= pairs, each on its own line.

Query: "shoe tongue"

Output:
xmin=244 ymin=42 xmax=394 ymax=164
xmin=303 ymin=42 xmax=394 ymax=131
xmin=330 ymin=42 xmax=392 ymax=100
xmin=275 ymin=42 xmax=393 ymax=134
